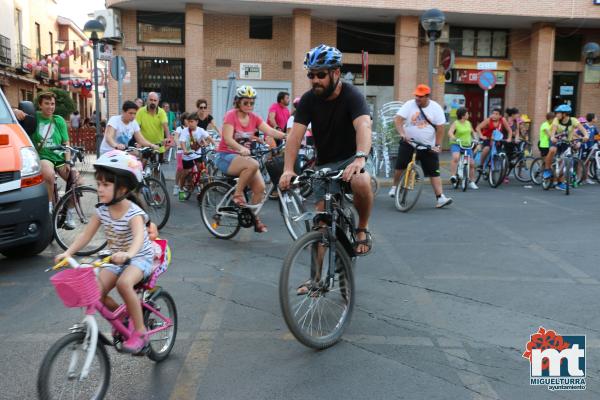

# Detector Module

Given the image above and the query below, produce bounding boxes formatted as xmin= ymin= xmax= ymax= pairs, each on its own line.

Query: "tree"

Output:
xmin=35 ymin=88 xmax=76 ymax=119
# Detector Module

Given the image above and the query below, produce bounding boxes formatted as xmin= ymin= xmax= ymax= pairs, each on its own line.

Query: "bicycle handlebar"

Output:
xmin=47 ymin=255 xmax=113 ymax=272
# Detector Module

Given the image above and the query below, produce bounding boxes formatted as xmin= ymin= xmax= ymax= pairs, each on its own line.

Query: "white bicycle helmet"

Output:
xmin=235 ymin=85 xmax=257 ymax=99
xmin=94 ymin=150 xmax=143 ymax=206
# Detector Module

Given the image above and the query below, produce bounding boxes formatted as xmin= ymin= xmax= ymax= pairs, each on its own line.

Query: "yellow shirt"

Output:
xmin=135 ymin=106 xmax=168 ymax=146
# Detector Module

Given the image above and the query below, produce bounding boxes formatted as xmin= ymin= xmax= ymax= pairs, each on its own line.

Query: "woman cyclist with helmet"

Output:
xmin=543 ymin=104 xmax=589 ymax=190
xmin=214 ymin=85 xmax=286 ymax=233
xmin=54 ymin=150 xmax=155 ymax=353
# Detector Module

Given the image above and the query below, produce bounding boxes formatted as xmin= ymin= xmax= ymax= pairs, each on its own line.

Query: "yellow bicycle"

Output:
xmin=394 ymin=139 xmax=428 ymax=212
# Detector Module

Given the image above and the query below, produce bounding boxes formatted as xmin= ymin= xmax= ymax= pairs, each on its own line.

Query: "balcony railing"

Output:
xmin=0 ymin=35 xmax=11 ymax=67
xmin=17 ymin=44 xmax=32 ymax=73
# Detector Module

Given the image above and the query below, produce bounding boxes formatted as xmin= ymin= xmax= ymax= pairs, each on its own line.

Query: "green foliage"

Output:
xmin=34 ymin=88 xmax=76 ymax=119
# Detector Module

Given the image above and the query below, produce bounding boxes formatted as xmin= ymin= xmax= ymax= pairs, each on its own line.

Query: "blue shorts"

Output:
xmin=450 ymin=144 xmax=473 ymax=157
xmin=105 ymin=255 xmax=154 ymax=279
xmin=215 ymin=152 xmax=237 ymax=174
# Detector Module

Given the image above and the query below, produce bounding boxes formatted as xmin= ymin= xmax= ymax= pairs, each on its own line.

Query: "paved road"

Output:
xmin=1 ymin=180 xmax=600 ymax=399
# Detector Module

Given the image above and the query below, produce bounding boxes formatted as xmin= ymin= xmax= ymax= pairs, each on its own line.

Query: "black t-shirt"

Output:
xmin=198 ymin=114 xmax=214 ymax=130
xmin=295 ymin=83 xmax=369 ymax=165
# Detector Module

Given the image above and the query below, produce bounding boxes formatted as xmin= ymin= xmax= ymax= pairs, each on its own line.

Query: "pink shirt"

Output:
xmin=217 ymin=109 xmax=264 ymax=154
xmin=268 ymin=103 xmax=290 ymax=131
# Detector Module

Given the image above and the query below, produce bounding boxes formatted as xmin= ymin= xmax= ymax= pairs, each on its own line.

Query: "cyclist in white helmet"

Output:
xmin=214 ymin=85 xmax=286 ymax=233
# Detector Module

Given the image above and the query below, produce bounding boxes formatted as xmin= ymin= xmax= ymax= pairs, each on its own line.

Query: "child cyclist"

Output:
xmin=448 ymin=107 xmax=479 ymax=190
xmin=54 ymin=150 xmax=154 ymax=353
xmin=178 ymin=112 xmax=215 ymax=201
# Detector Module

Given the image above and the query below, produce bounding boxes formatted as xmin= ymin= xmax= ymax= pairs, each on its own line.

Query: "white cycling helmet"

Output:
xmin=94 ymin=150 xmax=143 ymax=186
xmin=235 ymin=85 xmax=257 ymax=99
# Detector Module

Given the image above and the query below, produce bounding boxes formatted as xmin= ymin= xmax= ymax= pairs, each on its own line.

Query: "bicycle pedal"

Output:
xmin=132 ymin=346 xmax=149 ymax=357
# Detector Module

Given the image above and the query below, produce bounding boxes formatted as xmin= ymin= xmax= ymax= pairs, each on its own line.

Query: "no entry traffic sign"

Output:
xmin=478 ymin=70 xmax=496 ymax=91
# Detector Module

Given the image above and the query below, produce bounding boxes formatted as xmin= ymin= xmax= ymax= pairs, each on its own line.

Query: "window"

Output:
xmin=341 ymin=64 xmax=394 ymax=86
xmin=15 ymin=9 xmax=22 ymax=47
xmin=337 ymin=20 xmax=395 ymax=55
xmin=72 ymin=41 xmax=77 ymax=60
xmin=449 ymin=27 xmax=508 ymax=58
xmin=555 ymin=34 xmax=583 ymax=62
xmin=249 ymin=16 xmax=272 ymax=40
xmin=35 ymin=23 xmax=41 ymax=60
xmin=49 ymin=32 xmax=53 ymax=56
xmin=137 ymin=11 xmax=184 ymax=44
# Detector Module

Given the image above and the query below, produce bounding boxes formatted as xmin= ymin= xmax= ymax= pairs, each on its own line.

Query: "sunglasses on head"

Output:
xmin=241 ymin=100 xmax=255 ymax=106
xmin=307 ymin=71 xmax=329 ymax=79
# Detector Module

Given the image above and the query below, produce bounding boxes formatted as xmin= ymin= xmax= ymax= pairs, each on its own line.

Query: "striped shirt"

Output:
xmin=95 ymin=202 xmax=154 ymax=259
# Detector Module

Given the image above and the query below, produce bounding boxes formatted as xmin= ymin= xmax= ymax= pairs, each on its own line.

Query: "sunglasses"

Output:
xmin=241 ymin=101 xmax=255 ymax=106
xmin=307 ymin=71 xmax=328 ymax=79
xmin=198 ymin=106 xmax=207 ymax=109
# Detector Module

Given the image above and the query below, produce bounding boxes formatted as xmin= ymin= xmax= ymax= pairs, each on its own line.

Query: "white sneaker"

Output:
xmin=64 ymin=208 xmax=76 ymax=230
xmin=468 ymin=182 xmax=479 ymax=190
xmin=585 ymin=179 xmax=596 ymax=185
xmin=436 ymin=194 xmax=453 ymax=208
xmin=388 ymin=186 xmax=396 ymax=197
xmin=172 ymin=185 xmax=179 ymax=196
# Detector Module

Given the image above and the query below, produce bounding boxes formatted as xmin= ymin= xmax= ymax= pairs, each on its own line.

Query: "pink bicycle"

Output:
xmin=37 ymin=242 xmax=177 ymax=400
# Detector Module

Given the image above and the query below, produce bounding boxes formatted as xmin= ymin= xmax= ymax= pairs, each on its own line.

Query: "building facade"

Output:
xmin=0 ymin=0 xmax=95 ymax=118
xmin=105 ymin=0 xmax=600 ymax=144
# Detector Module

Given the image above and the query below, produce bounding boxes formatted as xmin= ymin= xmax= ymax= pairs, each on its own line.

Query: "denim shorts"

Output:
xmin=215 ymin=152 xmax=237 ymax=174
xmin=105 ymin=255 xmax=154 ymax=279
xmin=450 ymin=144 xmax=473 ymax=157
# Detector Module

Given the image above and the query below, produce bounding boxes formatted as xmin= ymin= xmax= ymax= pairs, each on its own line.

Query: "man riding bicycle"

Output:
xmin=543 ymin=104 xmax=588 ymax=190
xmin=279 ymin=44 xmax=373 ymax=255
xmin=475 ymin=108 xmax=513 ymax=174
xmin=135 ymin=92 xmax=170 ymax=163
xmin=13 ymin=92 xmax=82 ymax=226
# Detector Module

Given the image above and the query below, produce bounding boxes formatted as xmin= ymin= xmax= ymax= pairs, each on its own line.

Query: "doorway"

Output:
xmin=552 ymin=72 xmax=579 ymax=115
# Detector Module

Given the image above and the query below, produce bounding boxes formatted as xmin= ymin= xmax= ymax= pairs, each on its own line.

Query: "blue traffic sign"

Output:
xmin=478 ymin=70 xmax=496 ymax=91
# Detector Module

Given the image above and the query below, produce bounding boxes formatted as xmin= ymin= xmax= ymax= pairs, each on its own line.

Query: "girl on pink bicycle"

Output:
xmin=55 ymin=150 xmax=154 ymax=353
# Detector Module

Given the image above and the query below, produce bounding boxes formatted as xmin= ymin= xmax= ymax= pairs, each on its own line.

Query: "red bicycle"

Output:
xmin=181 ymin=149 xmax=218 ymax=200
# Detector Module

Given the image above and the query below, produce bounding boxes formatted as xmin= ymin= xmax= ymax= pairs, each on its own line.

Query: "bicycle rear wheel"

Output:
xmin=530 ymin=157 xmax=545 ymax=185
xmin=514 ymin=156 xmax=534 ymax=183
xmin=37 ymin=331 xmax=110 ymax=400
xmin=279 ymin=230 xmax=355 ymax=349
xmin=144 ymin=290 xmax=178 ymax=362
xmin=140 ymin=177 xmax=171 ymax=229
xmin=564 ymin=158 xmax=572 ymax=195
xmin=395 ymin=164 xmax=424 ymax=212
xmin=53 ymin=186 xmax=107 ymax=256
xmin=279 ymin=189 xmax=310 ymax=240
xmin=198 ymin=181 xmax=241 ymax=239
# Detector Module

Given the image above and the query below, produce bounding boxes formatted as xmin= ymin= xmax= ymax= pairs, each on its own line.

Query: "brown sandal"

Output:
xmin=254 ymin=216 xmax=268 ymax=233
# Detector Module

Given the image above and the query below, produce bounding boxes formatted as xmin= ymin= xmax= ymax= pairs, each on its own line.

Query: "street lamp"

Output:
xmin=420 ymin=8 xmax=446 ymax=92
xmin=83 ymin=18 xmax=105 ymax=157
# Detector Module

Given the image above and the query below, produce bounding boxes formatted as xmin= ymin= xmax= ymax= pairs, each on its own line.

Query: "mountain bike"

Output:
xmin=51 ymin=145 xmax=106 ymax=256
xmin=541 ymin=138 xmax=584 ymax=195
xmin=279 ymin=166 xmax=359 ymax=349
xmin=507 ymin=141 xmax=535 ymax=183
xmin=198 ymin=144 xmax=309 ymax=240
xmin=37 ymin=249 xmax=176 ymax=400
xmin=475 ymin=130 xmax=507 ymax=188
xmin=180 ymin=147 xmax=218 ymax=201
xmin=394 ymin=139 xmax=428 ymax=212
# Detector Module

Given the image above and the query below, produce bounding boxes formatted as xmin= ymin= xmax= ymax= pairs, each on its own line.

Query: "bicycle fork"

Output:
xmin=69 ymin=314 xmax=98 ymax=380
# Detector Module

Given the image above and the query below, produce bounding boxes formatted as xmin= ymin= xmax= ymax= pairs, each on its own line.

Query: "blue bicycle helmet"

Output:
xmin=304 ymin=44 xmax=342 ymax=70
xmin=554 ymin=104 xmax=572 ymax=113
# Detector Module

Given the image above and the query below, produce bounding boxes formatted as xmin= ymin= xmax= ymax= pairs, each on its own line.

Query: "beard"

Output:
xmin=312 ymin=75 xmax=338 ymax=99
xmin=148 ymin=103 xmax=157 ymax=110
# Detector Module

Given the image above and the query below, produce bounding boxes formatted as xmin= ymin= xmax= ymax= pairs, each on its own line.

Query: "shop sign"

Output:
xmin=240 ymin=63 xmax=261 ymax=80
xmin=477 ymin=61 xmax=497 ymax=70
xmin=454 ymin=69 xmax=506 ymax=85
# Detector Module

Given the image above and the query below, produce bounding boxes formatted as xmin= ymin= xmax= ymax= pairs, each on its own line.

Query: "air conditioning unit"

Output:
xmin=424 ymin=25 xmax=450 ymax=44
xmin=93 ymin=9 xmax=122 ymax=40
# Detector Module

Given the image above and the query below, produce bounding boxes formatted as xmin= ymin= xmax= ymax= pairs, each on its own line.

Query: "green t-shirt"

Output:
xmin=539 ymin=121 xmax=551 ymax=148
xmin=33 ymin=112 xmax=69 ymax=164
xmin=167 ymin=110 xmax=177 ymax=131
xmin=136 ymin=106 xmax=168 ymax=148
xmin=552 ymin=117 xmax=580 ymax=141
xmin=450 ymin=120 xmax=473 ymax=146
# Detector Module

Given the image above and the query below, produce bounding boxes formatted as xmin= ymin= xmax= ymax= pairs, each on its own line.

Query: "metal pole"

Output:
xmin=92 ymin=40 xmax=102 ymax=157
xmin=117 ymin=57 xmax=123 ymax=112
xmin=428 ymin=36 xmax=435 ymax=92
xmin=484 ymin=90 xmax=489 ymax=119
xmin=104 ymin=60 xmax=109 ymax=120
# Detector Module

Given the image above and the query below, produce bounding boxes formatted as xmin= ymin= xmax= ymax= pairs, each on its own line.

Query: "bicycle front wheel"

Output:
xmin=279 ymin=189 xmax=310 ymax=240
xmin=53 ymin=186 xmax=106 ymax=256
xmin=461 ymin=161 xmax=469 ymax=192
xmin=198 ymin=181 xmax=241 ymax=239
xmin=395 ymin=164 xmax=424 ymax=212
xmin=279 ymin=230 xmax=355 ymax=349
xmin=140 ymin=177 xmax=171 ymax=229
xmin=489 ymin=155 xmax=506 ymax=188
xmin=144 ymin=290 xmax=178 ymax=362
xmin=37 ymin=331 xmax=110 ymax=400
